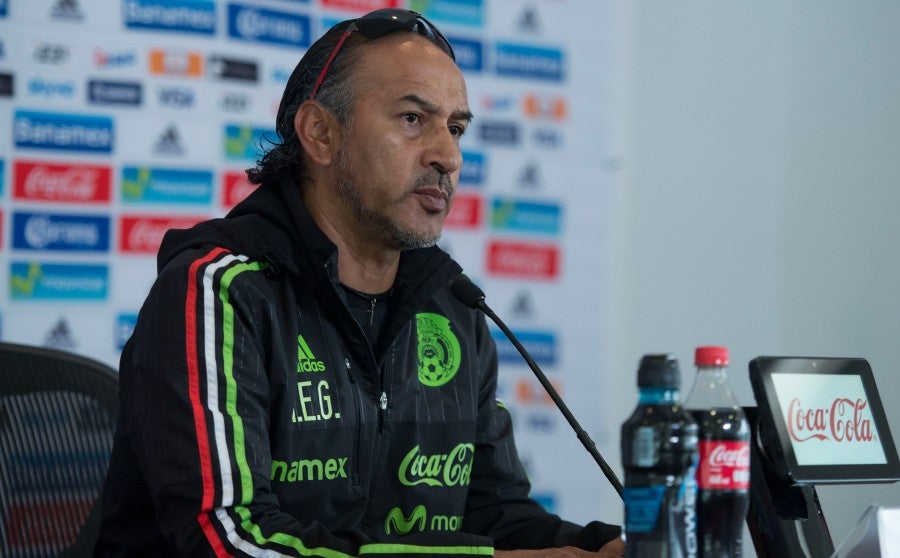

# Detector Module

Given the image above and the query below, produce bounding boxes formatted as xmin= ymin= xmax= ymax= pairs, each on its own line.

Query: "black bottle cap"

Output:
xmin=637 ymin=353 xmax=680 ymax=388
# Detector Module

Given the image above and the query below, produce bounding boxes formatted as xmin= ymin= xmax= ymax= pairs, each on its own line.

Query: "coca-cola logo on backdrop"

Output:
xmin=119 ymin=215 xmax=206 ymax=254
xmin=14 ymin=160 xmax=111 ymax=203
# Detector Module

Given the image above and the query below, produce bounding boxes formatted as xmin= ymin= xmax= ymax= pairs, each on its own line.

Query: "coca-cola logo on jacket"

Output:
xmin=786 ymin=397 xmax=874 ymax=443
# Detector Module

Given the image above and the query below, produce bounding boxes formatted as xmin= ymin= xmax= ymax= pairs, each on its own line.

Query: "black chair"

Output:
xmin=0 ymin=342 xmax=119 ymax=557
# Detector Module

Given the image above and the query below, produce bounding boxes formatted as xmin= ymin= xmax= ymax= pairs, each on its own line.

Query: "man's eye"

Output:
xmin=449 ymin=125 xmax=466 ymax=138
xmin=402 ymin=113 xmax=421 ymax=124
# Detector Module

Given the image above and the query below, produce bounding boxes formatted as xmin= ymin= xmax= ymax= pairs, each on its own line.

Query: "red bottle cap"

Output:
xmin=695 ymin=345 xmax=729 ymax=366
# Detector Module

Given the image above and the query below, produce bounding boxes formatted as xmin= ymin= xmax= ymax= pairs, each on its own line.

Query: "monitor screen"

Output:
xmin=749 ymin=357 xmax=900 ymax=484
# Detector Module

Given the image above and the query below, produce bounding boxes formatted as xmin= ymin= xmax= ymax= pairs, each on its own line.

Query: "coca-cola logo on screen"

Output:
xmin=786 ymin=397 xmax=874 ymax=443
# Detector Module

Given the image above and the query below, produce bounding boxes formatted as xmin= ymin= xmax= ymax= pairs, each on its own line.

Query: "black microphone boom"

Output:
xmin=450 ymin=273 xmax=624 ymax=500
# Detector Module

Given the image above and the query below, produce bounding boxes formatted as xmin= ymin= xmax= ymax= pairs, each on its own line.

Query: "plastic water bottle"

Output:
xmin=622 ymin=353 xmax=699 ymax=557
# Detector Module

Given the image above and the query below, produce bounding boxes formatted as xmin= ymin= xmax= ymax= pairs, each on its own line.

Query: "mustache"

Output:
xmin=414 ymin=171 xmax=454 ymax=193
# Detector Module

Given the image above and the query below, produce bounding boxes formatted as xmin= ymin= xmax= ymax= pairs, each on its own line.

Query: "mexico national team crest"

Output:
xmin=416 ymin=313 xmax=461 ymax=387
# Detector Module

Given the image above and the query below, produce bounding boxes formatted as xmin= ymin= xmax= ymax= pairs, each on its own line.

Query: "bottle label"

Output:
xmin=696 ymin=440 xmax=750 ymax=490
xmin=623 ymin=486 xmax=666 ymax=533
xmin=633 ymin=426 xmax=657 ymax=467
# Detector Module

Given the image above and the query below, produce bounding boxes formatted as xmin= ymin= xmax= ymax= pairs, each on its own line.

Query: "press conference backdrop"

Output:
xmin=0 ymin=0 xmax=617 ymax=530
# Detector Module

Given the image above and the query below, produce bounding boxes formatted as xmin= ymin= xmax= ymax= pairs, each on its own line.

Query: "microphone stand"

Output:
xmin=452 ymin=274 xmax=623 ymax=499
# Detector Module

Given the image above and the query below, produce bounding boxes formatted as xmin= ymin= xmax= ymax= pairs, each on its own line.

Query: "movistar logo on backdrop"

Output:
xmin=297 ymin=335 xmax=325 ymax=373
xmin=121 ymin=167 xmax=212 ymax=205
xmin=494 ymin=42 xmax=565 ymax=82
xmin=410 ymin=0 xmax=483 ymax=27
xmin=14 ymin=110 xmax=114 ymax=153
xmin=415 ymin=313 xmax=461 ymax=387
xmin=124 ymin=0 xmax=216 ymax=35
xmin=490 ymin=198 xmax=562 ymax=235
xmin=227 ymin=4 xmax=310 ymax=48
xmin=224 ymin=124 xmax=276 ymax=161
xmin=398 ymin=443 xmax=473 ymax=487
xmin=10 ymin=262 xmax=108 ymax=300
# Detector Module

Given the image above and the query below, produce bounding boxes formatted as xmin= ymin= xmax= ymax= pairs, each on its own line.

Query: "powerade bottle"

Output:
xmin=683 ymin=346 xmax=750 ymax=558
xmin=622 ymin=354 xmax=699 ymax=558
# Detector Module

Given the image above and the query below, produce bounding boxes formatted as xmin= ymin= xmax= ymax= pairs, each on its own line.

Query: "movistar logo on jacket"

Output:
xmin=398 ymin=443 xmax=474 ymax=487
xmin=385 ymin=505 xmax=463 ymax=535
xmin=297 ymin=334 xmax=325 ymax=373
xmin=386 ymin=505 xmax=427 ymax=535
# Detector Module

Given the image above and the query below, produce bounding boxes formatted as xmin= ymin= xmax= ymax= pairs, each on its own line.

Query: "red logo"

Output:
xmin=486 ymin=241 xmax=560 ymax=279
xmin=14 ymin=160 xmax=111 ymax=203
xmin=787 ymin=397 xmax=873 ymax=443
xmin=444 ymin=192 xmax=482 ymax=229
xmin=120 ymin=215 xmax=206 ymax=253
xmin=222 ymin=171 xmax=258 ymax=209
xmin=697 ymin=440 xmax=750 ymax=490
xmin=320 ymin=0 xmax=399 ymax=12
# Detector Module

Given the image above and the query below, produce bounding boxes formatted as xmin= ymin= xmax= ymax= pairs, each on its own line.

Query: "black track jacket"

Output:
xmin=96 ymin=180 xmax=621 ymax=556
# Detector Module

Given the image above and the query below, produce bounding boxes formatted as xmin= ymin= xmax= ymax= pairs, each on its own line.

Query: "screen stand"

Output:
xmin=744 ymin=406 xmax=835 ymax=558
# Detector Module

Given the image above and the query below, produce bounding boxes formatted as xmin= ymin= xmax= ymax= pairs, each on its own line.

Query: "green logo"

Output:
xmin=385 ymin=505 xmax=427 ymax=535
xmin=384 ymin=505 xmax=464 ymax=535
xmin=271 ymin=456 xmax=348 ymax=482
xmin=415 ymin=313 xmax=460 ymax=387
xmin=10 ymin=263 xmax=42 ymax=297
xmin=398 ymin=443 xmax=474 ymax=487
xmin=297 ymin=334 xmax=326 ymax=373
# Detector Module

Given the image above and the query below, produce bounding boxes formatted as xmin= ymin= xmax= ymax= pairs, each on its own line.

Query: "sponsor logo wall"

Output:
xmin=0 ymin=0 xmax=615 ymax=527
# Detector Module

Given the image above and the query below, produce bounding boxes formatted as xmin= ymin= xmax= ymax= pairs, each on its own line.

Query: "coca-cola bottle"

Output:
xmin=622 ymin=354 xmax=699 ymax=558
xmin=683 ymin=346 xmax=751 ymax=558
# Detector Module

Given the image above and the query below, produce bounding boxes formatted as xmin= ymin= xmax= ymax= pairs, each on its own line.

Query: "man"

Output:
xmin=97 ymin=9 xmax=624 ymax=557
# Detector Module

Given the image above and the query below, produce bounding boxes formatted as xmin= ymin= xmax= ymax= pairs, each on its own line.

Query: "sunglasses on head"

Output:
xmin=310 ymin=9 xmax=456 ymax=100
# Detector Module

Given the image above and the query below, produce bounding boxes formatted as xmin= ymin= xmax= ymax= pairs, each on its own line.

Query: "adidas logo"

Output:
xmin=297 ymin=334 xmax=325 ymax=373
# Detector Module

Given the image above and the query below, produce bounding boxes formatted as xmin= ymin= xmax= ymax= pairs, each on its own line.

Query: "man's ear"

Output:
xmin=294 ymin=100 xmax=340 ymax=167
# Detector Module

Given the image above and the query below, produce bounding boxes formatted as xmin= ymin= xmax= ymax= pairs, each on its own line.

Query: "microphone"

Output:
xmin=450 ymin=273 xmax=624 ymax=500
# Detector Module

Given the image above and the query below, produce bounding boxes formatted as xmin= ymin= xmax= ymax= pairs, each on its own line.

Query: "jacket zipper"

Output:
xmin=378 ymin=390 xmax=388 ymax=432
xmin=326 ymin=262 xmax=389 ymax=481
xmin=344 ymin=357 xmax=363 ymax=486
